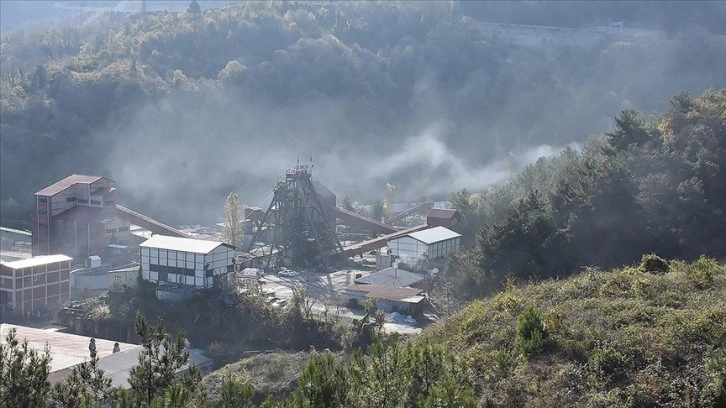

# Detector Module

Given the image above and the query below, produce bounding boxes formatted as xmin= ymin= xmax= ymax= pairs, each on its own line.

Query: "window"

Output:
xmin=90 ymin=200 xmax=101 ymax=206
xmin=149 ymin=263 xmax=195 ymax=277
xmin=39 ymin=197 xmax=47 ymax=203
xmin=66 ymin=197 xmax=77 ymax=202
xmin=33 ymin=275 xmax=39 ymax=282
xmin=114 ymin=276 xmax=122 ymax=283
xmin=78 ymin=199 xmax=88 ymax=204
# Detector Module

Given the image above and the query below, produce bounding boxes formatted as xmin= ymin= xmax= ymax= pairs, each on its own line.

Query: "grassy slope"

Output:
xmin=423 ymin=258 xmax=725 ymax=407
xmin=201 ymin=351 xmax=312 ymax=406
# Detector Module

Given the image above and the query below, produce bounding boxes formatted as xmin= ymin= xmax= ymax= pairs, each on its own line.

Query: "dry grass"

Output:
xmin=423 ymin=258 xmax=726 ymax=407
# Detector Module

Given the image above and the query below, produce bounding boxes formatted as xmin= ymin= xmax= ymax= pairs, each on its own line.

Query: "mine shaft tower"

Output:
xmin=252 ymin=164 xmax=343 ymax=270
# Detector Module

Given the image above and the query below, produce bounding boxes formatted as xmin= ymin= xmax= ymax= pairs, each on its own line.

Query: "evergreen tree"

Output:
xmin=0 ymin=328 xmax=52 ymax=408
xmin=117 ymin=314 xmax=202 ymax=406
xmin=187 ymin=0 xmax=201 ymax=14
xmin=52 ymin=345 xmax=112 ymax=407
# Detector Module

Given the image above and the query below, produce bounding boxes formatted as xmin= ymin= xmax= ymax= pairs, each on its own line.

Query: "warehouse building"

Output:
xmin=343 ymin=284 xmax=426 ymax=316
xmin=354 ymin=267 xmax=424 ymax=288
xmin=140 ymin=235 xmax=235 ymax=289
xmin=386 ymin=226 xmax=461 ymax=266
xmin=0 ymin=254 xmax=72 ymax=315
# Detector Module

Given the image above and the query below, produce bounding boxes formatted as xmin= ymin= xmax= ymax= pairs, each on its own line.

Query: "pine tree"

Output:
xmin=188 ymin=0 xmax=201 ymax=14
xmin=120 ymin=314 xmax=202 ymax=406
xmin=0 ymin=328 xmax=52 ymax=408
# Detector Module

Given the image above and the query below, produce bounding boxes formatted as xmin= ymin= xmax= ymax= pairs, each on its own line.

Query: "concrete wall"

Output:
xmin=71 ymin=270 xmax=109 ymax=292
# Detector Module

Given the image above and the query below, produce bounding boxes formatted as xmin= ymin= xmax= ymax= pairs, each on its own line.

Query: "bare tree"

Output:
xmin=223 ymin=192 xmax=244 ymax=248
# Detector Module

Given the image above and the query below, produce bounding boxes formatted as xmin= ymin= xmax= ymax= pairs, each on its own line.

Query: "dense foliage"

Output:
xmin=1 ymin=2 xmax=725 ymax=225
xmin=445 ymin=88 xmax=726 ymax=300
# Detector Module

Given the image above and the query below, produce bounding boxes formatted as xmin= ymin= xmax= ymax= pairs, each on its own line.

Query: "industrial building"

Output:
xmin=387 ymin=226 xmax=461 ymax=267
xmin=140 ymin=235 xmax=235 ymax=289
xmin=426 ymin=208 xmax=462 ymax=229
xmin=32 ymin=175 xmax=120 ymax=259
xmin=343 ymin=284 xmax=425 ymax=316
xmin=31 ymin=174 xmax=190 ymax=264
xmin=0 ymin=254 xmax=72 ymax=315
xmin=354 ymin=267 xmax=424 ymax=288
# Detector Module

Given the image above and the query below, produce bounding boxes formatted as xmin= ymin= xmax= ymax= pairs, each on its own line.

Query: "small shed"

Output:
xmin=426 ymin=208 xmax=462 ymax=229
xmin=88 ymin=255 xmax=102 ymax=268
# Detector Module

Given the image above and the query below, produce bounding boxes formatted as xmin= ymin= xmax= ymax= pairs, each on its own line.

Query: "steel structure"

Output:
xmin=251 ymin=165 xmax=343 ymax=269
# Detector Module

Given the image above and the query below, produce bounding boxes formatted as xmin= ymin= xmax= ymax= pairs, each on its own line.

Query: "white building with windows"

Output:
xmin=387 ymin=226 xmax=461 ymax=266
xmin=139 ymin=235 xmax=235 ymax=289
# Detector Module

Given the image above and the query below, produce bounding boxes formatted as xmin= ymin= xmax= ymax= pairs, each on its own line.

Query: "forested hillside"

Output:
xmin=2 ymin=1 xmax=725 ymax=225
xmin=443 ymin=89 xmax=726 ymax=301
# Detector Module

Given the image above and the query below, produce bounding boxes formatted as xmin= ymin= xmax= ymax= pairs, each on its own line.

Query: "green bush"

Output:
xmin=686 ymin=256 xmax=719 ymax=289
xmin=516 ymin=306 xmax=547 ymax=357
xmin=589 ymin=345 xmax=627 ymax=381
xmin=638 ymin=253 xmax=669 ymax=274
xmin=700 ymin=349 xmax=726 ymax=406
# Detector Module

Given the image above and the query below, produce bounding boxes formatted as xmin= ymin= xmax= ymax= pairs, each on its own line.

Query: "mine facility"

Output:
xmin=2 ymin=166 xmax=462 ymax=329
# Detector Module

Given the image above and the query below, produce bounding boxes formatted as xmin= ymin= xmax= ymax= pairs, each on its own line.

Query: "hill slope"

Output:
xmin=199 ymin=256 xmax=725 ymax=407
xmin=423 ymin=256 xmax=725 ymax=406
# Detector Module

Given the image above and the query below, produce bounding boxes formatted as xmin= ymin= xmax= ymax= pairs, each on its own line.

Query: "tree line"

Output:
xmin=444 ymin=88 xmax=726 ymax=300
xmin=2 ymin=1 xmax=724 ymax=225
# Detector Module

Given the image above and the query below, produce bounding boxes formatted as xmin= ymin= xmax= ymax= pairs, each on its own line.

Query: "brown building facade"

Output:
xmin=0 ymin=254 xmax=72 ymax=315
xmin=31 ymin=175 xmax=130 ymax=262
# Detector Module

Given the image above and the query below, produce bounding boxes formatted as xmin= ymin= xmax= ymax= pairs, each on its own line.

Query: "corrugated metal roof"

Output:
xmin=0 ymin=227 xmax=32 ymax=237
xmin=355 ymin=267 xmax=423 ymax=287
xmin=406 ymin=226 xmax=461 ymax=245
xmin=1 ymin=254 xmax=72 ymax=269
xmin=346 ymin=284 xmax=422 ymax=300
xmin=0 ymin=324 xmax=138 ymax=374
xmin=35 ymin=174 xmax=105 ymax=196
xmin=140 ymin=235 xmax=232 ymax=254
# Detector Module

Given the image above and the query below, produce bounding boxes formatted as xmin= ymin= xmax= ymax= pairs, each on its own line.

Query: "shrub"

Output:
xmin=543 ymin=310 xmax=563 ymax=335
xmin=516 ymin=306 xmax=547 ymax=357
xmin=638 ymin=253 xmax=669 ymax=274
xmin=589 ymin=345 xmax=627 ymax=382
xmin=685 ymin=256 xmax=719 ymax=289
xmin=700 ymin=349 xmax=726 ymax=406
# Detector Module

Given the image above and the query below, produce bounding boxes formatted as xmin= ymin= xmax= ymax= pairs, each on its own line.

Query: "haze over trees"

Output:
xmin=444 ymin=88 xmax=726 ymax=300
xmin=1 ymin=1 xmax=725 ymax=226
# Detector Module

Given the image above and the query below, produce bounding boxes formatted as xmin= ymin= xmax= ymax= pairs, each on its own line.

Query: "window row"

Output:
xmin=149 ymin=263 xmax=196 ymax=277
